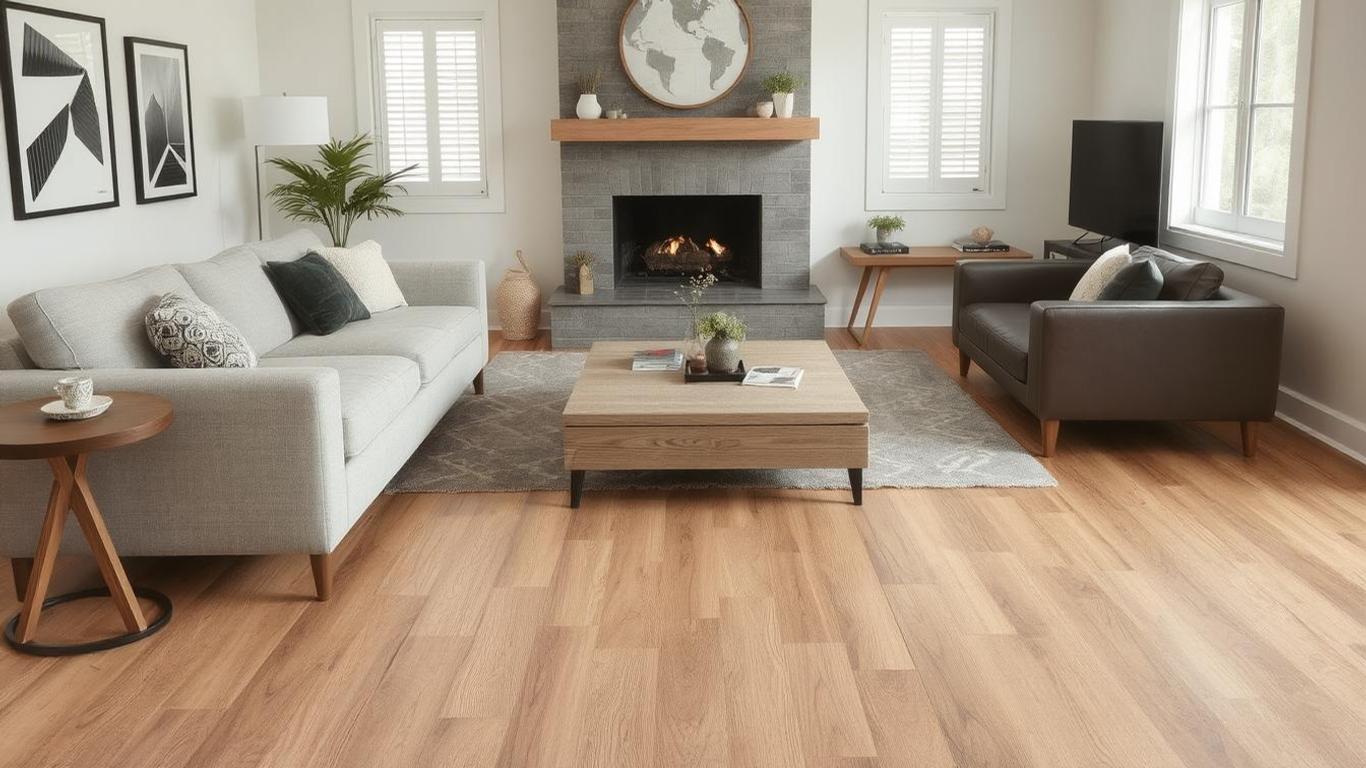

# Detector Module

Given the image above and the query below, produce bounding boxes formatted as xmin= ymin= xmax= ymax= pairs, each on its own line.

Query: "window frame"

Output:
xmin=1165 ymin=0 xmax=1315 ymax=278
xmin=352 ymin=0 xmax=506 ymax=214
xmin=865 ymin=0 xmax=1012 ymax=212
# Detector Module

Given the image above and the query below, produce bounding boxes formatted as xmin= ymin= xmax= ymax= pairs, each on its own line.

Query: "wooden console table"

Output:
xmin=839 ymin=245 xmax=1034 ymax=346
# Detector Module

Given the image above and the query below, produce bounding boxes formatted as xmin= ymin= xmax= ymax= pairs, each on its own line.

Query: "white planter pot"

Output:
xmin=772 ymin=92 xmax=795 ymax=119
xmin=576 ymin=94 xmax=602 ymax=120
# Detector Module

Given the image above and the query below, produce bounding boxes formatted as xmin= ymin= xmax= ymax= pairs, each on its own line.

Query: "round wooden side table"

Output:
xmin=0 ymin=392 xmax=174 ymax=656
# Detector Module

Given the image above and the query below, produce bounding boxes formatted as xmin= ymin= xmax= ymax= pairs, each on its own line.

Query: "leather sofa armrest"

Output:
xmin=953 ymin=260 xmax=1090 ymax=345
xmin=1026 ymin=298 xmax=1285 ymax=421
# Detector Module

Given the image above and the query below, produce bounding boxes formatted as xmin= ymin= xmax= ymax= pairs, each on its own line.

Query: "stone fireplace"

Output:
xmin=550 ymin=0 xmax=823 ymax=348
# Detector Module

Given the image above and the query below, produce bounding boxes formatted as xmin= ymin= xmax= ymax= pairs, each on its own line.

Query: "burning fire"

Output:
xmin=706 ymin=238 xmax=727 ymax=255
xmin=641 ymin=235 xmax=733 ymax=273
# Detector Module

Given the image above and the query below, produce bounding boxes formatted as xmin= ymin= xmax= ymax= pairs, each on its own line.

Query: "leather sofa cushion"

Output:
xmin=960 ymin=303 xmax=1031 ymax=382
xmin=178 ymin=249 xmax=298 ymax=354
xmin=261 ymin=355 xmax=420 ymax=457
xmin=7 ymin=266 xmax=200 ymax=370
xmin=264 ymin=305 xmax=482 ymax=383
xmin=1133 ymin=246 xmax=1225 ymax=301
xmin=1098 ymin=259 xmax=1165 ymax=300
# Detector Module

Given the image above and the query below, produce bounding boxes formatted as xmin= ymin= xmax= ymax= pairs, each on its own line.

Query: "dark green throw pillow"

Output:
xmin=265 ymin=253 xmax=371 ymax=336
xmin=1098 ymin=258 xmax=1165 ymax=301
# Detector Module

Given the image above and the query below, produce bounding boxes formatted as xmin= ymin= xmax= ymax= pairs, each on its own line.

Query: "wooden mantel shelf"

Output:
xmin=550 ymin=117 xmax=820 ymax=143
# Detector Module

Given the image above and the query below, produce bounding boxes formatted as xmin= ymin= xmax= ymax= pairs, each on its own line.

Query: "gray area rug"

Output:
xmin=387 ymin=351 xmax=1056 ymax=493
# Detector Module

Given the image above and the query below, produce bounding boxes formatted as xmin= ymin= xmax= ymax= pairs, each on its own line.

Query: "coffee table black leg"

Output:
xmin=849 ymin=468 xmax=864 ymax=506
xmin=570 ymin=470 xmax=586 ymax=509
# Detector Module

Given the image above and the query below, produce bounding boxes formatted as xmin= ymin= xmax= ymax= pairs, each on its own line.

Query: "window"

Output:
xmin=866 ymin=0 xmax=1012 ymax=211
xmin=1167 ymin=0 xmax=1314 ymax=277
xmin=352 ymin=0 xmax=505 ymax=213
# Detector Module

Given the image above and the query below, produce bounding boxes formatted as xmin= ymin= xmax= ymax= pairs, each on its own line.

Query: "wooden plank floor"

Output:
xmin=3 ymin=328 xmax=1366 ymax=767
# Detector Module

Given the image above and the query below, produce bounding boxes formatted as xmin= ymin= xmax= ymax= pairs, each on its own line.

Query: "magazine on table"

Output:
xmin=742 ymin=366 xmax=804 ymax=389
xmin=632 ymin=348 xmax=683 ymax=371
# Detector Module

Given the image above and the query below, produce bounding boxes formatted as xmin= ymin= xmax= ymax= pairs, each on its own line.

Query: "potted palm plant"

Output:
xmin=761 ymin=72 xmax=802 ymax=119
xmin=266 ymin=135 xmax=414 ymax=247
xmin=697 ymin=311 xmax=747 ymax=374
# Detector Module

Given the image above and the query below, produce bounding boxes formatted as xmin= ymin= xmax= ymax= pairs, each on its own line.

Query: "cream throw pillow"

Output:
xmin=1069 ymin=244 xmax=1132 ymax=301
xmin=313 ymin=240 xmax=407 ymax=313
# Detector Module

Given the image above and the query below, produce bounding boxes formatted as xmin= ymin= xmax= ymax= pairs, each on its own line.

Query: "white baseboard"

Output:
xmin=824 ymin=304 xmax=953 ymax=328
xmin=1276 ymin=386 xmax=1366 ymax=466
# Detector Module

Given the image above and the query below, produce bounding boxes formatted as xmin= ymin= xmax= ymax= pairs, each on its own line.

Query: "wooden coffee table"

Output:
xmin=562 ymin=341 xmax=869 ymax=507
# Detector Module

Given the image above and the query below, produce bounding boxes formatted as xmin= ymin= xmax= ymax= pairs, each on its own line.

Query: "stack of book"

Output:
xmin=632 ymin=348 xmax=684 ymax=372
xmin=860 ymin=242 xmax=910 ymax=255
xmin=952 ymin=237 xmax=1012 ymax=253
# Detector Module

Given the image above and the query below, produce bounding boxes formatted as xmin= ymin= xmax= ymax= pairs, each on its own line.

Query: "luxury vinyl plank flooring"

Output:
xmin=2 ymin=328 xmax=1366 ymax=767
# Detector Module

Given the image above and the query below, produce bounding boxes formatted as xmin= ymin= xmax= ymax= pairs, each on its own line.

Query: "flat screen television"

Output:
xmin=1069 ymin=120 xmax=1164 ymax=246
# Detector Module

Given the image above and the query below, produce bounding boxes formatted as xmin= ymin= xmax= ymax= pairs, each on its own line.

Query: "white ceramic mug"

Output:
xmin=54 ymin=376 xmax=93 ymax=410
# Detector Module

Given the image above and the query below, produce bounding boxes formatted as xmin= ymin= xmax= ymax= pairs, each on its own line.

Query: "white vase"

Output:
xmin=576 ymin=94 xmax=602 ymax=120
xmin=772 ymin=92 xmax=795 ymax=119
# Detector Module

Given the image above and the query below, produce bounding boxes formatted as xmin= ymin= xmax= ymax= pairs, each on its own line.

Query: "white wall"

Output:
xmin=0 ymin=0 xmax=261 ymax=333
xmin=1092 ymin=0 xmax=1366 ymax=459
xmin=254 ymin=0 xmax=562 ymax=322
xmin=812 ymin=0 xmax=1096 ymax=326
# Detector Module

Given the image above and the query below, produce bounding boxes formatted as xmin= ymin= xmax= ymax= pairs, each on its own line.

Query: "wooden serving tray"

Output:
xmin=684 ymin=361 xmax=747 ymax=383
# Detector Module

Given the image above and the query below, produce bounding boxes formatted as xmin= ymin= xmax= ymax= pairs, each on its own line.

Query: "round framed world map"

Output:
xmin=618 ymin=0 xmax=753 ymax=109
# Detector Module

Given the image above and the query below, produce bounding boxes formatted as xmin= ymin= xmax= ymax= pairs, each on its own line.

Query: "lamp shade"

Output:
xmin=243 ymin=96 xmax=330 ymax=146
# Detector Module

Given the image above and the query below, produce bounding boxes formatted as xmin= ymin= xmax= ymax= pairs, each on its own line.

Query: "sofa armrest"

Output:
xmin=0 ymin=367 xmax=349 ymax=556
xmin=390 ymin=259 xmax=488 ymax=316
xmin=1026 ymin=296 xmax=1285 ymax=421
xmin=953 ymin=260 xmax=1090 ymax=344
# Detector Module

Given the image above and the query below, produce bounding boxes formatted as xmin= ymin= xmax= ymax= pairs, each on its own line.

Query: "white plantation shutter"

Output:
xmin=372 ymin=18 xmax=486 ymax=196
xmin=878 ymin=11 xmax=995 ymax=198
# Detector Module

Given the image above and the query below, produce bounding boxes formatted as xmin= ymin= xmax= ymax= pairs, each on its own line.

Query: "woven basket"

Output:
xmin=496 ymin=251 xmax=541 ymax=340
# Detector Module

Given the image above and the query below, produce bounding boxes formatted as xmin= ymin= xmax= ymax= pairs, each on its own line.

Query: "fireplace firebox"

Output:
xmin=613 ymin=195 xmax=762 ymax=287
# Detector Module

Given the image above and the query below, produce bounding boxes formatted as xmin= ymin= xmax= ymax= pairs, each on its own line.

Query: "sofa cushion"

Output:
xmin=314 ymin=240 xmax=408 ymax=313
xmin=7 ymin=265 xmax=199 ymax=370
xmin=1098 ymin=258 xmax=1165 ymax=301
xmin=265 ymin=253 xmax=371 ymax=336
xmin=260 ymin=355 xmax=420 ymax=457
xmin=1069 ymin=244 xmax=1132 ymax=301
xmin=264 ymin=305 xmax=481 ymax=383
xmin=242 ymin=228 xmax=324 ymax=265
xmin=177 ymin=248 xmax=297 ymax=353
xmin=1132 ymin=246 xmax=1225 ymax=301
xmin=145 ymin=293 xmax=258 ymax=368
xmin=960 ymin=303 xmax=1031 ymax=382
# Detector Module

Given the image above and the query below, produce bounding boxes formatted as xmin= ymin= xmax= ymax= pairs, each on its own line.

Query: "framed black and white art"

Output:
xmin=124 ymin=37 xmax=195 ymax=204
xmin=0 ymin=2 xmax=118 ymax=219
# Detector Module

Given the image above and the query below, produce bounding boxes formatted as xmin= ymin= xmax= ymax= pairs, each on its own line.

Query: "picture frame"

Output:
xmin=0 ymin=2 xmax=119 ymax=219
xmin=124 ymin=36 xmax=195 ymax=204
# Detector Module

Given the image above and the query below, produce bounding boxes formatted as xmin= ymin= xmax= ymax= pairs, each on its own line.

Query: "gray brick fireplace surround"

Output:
xmin=551 ymin=0 xmax=825 ymax=348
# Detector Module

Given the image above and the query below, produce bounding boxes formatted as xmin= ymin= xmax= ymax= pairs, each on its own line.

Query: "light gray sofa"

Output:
xmin=0 ymin=230 xmax=487 ymax=600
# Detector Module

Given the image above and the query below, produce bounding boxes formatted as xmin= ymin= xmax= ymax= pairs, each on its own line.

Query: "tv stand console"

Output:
xmin=1043 ymin=238 xmax=1127 ymax=261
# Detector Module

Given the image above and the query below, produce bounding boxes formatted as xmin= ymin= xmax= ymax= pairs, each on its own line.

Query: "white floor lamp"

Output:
xmin=243 ymin=96 xmax=330 ymax=241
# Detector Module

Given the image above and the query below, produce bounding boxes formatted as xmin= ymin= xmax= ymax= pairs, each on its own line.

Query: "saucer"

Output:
xmin=41 ymin=395 xmax=113 ymax=421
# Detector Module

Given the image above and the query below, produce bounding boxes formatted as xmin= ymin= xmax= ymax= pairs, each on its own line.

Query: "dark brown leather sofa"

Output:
xmin=952 ymin=257 xmax=1284 ymax=457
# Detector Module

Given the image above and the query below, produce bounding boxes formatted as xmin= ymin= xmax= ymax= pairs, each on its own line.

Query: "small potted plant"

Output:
xmin=868 ymin=215 xmax=906 ymax=245
xmin=697 ymin=311 xmax=747 ymax=374
xmin=761 ymin=72 xmax=802 ymax=119
xmin=575 ymin=67 xmax=603 ymax=119
xmin=569 ymin=251 xmax=597 ymax=295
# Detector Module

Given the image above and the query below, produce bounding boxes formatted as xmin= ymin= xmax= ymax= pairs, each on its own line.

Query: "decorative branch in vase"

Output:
xmin=266 ymin=135 xmax=415 ymax=247
xmin=696 ymin=311 xmax=748 ymax=374
xmin=576 ymin=67 xmax=603 ymax=119
xmin=674 ymin=271 xmax=718 ymax=373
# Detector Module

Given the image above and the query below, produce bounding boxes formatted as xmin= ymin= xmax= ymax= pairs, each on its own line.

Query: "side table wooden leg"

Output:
xmin=64 ymin=455 xmax=147 ymax=633
xmin=861 ymin=267 xmax=891 ymax=347
xmin=848 ymin=468 xmax=864 ymax=506
xmin=16 ymin=458 xmax=74 ymax=643
xmin=10 ymin=558 xmax=32 ymax=602
xmin=846 ymin=267 xmax=873 ymax=342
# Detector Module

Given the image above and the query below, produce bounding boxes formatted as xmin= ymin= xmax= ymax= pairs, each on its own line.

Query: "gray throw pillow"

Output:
xmin=1131 ymin=246 xmax=1224 ymax=300
xmin=145 ymin=293 xmax=258 ymax=368
xmin=1098 ymin=259 xmax=1165 ymax=301
xmin=265 ymin=252 xmax=371 ymax=336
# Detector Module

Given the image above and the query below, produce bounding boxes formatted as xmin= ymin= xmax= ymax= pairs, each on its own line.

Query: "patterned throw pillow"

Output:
xmin=1069 ymin=244 xmax=1132 ymax=301
xmin=313 ymin=240 xmax=407 ymax=313
xmin=145 ymin=293 xmax=258 ymax=368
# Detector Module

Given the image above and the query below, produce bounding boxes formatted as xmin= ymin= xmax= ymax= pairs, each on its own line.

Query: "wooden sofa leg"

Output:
xmin=10 ymin=558 xmax=32 ymax=602
xmin=310 ymin=554 xmax=334 ymax=601
xmin=958 ymin=350 xmax=971 ymax=377
xmin=473 ymin=369 xmax=485 ymax=395
xmin=1240 ymin=421 xmax=1260 ymax=458
xmin=1041 ymin=420 xmax=1061 ymax=458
